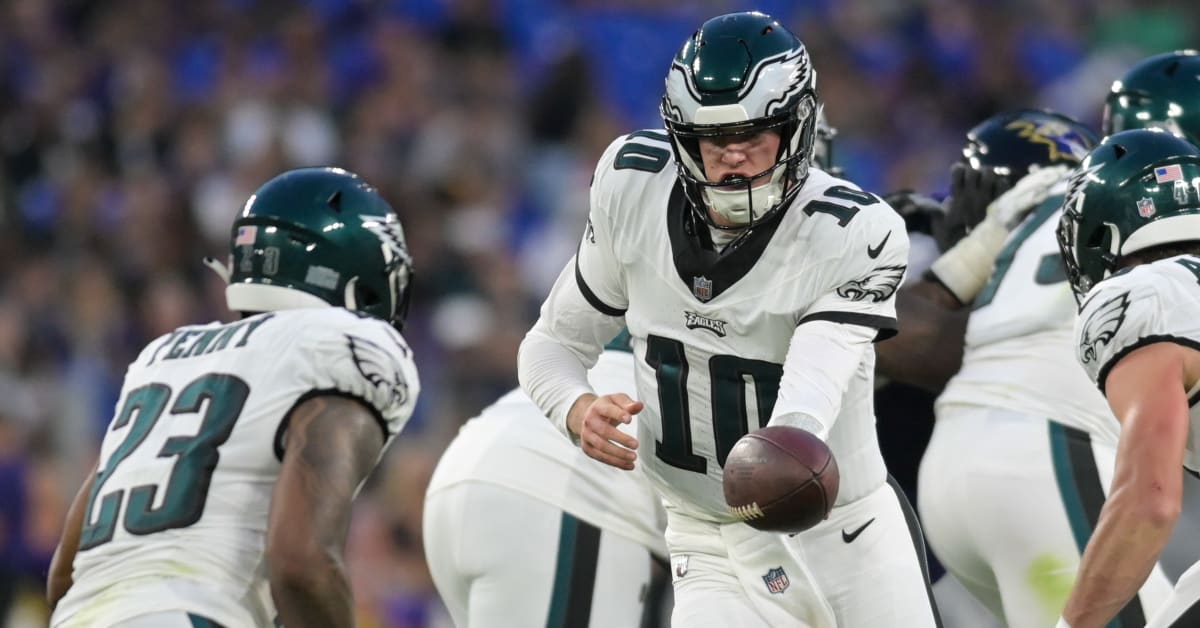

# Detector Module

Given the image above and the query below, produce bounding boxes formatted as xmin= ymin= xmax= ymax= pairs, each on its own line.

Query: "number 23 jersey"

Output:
xmin=574 ymin=130 xmax=908 ymax=522
xmin=52 ymin=308 xmax=419 ymax=628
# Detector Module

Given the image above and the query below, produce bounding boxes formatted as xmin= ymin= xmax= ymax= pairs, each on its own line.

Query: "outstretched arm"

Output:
xmin=1061 ymin=343 xmax=1190 ymax=628
xmin=267 ymin=395 xmax=384 ymax=628
xmin=875 ymin=278 xmax=968 ymax=393
xmin=47 ymin=461 xmax=98 ymax=609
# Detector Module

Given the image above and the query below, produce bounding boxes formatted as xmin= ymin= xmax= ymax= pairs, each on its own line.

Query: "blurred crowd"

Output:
xmin=0 ymin=0 xmax=1194 ymax=625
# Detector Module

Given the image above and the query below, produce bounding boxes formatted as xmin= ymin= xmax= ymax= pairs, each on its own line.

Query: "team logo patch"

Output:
xmin=1079 ymin=291 xmax=1130 ymax=364
xmin=1137 ymin=197 xmax=1156 ymax=218
xmin=346 ymin=332 xmax=410 ymax=408
xmin=762 ymin=567 xmax=790 ymax=594
xmin=693 ymin=276 xmax=714 ymax=302
xmin=1006 ymin=119 xmax=1092 ymax=163
xmin=835 ymin=265 xmax=907 ymax=302
xmin=684 ymin=311 xmax=727 ymax=337
xmin=673 ymin=555 xmax=690 ymax=578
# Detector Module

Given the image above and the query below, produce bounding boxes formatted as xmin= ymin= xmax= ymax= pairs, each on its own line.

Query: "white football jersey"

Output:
xmin=937 ymin=186 xmax=1119 ymax=443
xmin=569 ymin=130 xmax=907 ymax=522
xmin=426 ymin=349 xmax=667 ymax=556
xmin=52 ymin=308 xmax=420 ymax=628
xmin=1075 ymin=255 xmax=1200 ymax=473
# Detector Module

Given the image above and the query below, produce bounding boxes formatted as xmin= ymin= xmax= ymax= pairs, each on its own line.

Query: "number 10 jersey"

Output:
xmin=568 ymin=131 xmax=908 ymax=522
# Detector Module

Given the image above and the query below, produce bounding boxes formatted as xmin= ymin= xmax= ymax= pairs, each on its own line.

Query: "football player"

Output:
xmin=423 ymin=332 xmax=668 ymax=627
xmin=518 ymin=11 xmax=939 ymax=627
xmin=1056 ymin=129 xmax=1200 ymax=627
xmin=878 ymin=52 xmax=1200 ymax=628
xmin=47 ymin=168 xmax=420 ymax=628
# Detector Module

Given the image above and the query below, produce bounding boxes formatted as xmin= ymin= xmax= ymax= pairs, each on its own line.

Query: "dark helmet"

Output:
xmin=961 ymin=108 xmax=1099 ymax=184
xmin=1103 ymin=50 xmax=1200 ymax=146
xmin=221 ymin=167 xmax=414 ymax=330
xmin=661 ymin=11 xmax=818 ymax=229
xmin=1057 ymin=129 xmax=1200 ymax=303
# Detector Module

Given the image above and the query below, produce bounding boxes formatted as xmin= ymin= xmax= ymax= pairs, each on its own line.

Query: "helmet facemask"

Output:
xmin=666 ymin=95 xmax=815 ymax=229
xmin=1057 ymin=169 xmax=1120 ymax=305
xmin=661 ymin=11 xmax=819 ymax=231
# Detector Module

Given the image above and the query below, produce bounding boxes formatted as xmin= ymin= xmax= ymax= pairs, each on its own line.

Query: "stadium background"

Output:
xmin=0 ymin=0 xmax=1194 ymax=626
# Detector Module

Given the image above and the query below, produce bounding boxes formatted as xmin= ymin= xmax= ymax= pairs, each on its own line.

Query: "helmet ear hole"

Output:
xmin=357 ymin=283 xmax=383 ymax=309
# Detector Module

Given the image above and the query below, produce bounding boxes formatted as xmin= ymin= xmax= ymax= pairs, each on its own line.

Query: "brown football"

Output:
xmin=722 ymin=426 xmax=839 ymax=533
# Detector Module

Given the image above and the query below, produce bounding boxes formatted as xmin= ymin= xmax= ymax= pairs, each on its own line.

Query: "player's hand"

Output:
xmin=938 ymin=163 xmax=1011 ymax=250
xmin=569 ymin=393 xmax=641 ymax=470
xmin=883 ymin=189 xmax=943 ymax=237
xmin=985 ymin=164 xmax=1071 ymax=229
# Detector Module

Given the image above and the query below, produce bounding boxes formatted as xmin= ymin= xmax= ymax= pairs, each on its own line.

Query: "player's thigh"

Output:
xmin=665 ymin=513 xmax=782 ymax=628
xmin=918 ymin=412 xmax=1002 ymax=615
xmin=423 ymin=483 xmax=560 ymax=627
xmin=921 ymin=410 xmax=1088 ymax=626
xmin=979 ymin=416 xmax=1167 ymax=627
xmin=931 ymin=574 xmax=1004 ymax=628
xmin=428 ymin=482 xmax=656 ymax=628
xmin=422 ymin=484 xmax=474 ymax=627
xmin=669 ymin=552 xmax=779 ymax=628
xmin=997 ymin=420 xmax=1169 ymax=627
xmin=799 ymin=476 xmax=940 ymax=627
xmin=1148 ymin=561 xmax=1200 ymax=627
xmin=532 ymin=514 xmax=656 ymax=628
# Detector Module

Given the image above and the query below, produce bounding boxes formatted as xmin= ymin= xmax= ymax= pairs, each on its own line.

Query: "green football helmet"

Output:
xmin=213 ymin=167 xmax=414 ymax=330
xmin=661 ymin=11 xmax=817 ymax=229
xmin=1057 ymin=129 xmax=1200 ymax=303
xmin=1103 ymin=50 xmax=1200 ymax=146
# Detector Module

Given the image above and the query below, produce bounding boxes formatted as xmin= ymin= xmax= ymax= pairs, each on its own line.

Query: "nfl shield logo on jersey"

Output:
xmin=1137 ymin=197 xmax=1156 ymax=218
xmin=762 ymin=567 xmax=790 ymax=594
xmin=693 ymin=276 xmax=713 ymax=302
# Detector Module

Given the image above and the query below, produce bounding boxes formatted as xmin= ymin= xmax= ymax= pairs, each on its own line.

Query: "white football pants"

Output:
xmin=423 ymin=482 xmax=661 ymax=628
xmin=666 ymin=477 xmax=940 ymax=627
xmin=919 ymin=407 xmax=1172 ymax=627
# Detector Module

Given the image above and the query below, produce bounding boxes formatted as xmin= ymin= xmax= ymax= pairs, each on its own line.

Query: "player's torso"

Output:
xmin=56 ymin=309 xmax=417 ymax=627
xmin=427 ymin=351 xmax=666 ymax=555
xmin=938 ymin=193 xmax=1117 ymax=442
xmin=600 ymin=131 xmax=885 ymax=519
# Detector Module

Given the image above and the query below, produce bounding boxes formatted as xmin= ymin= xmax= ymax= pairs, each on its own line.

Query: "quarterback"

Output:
xmin=518 ymin=11 xmax=938 ymax=627
xmin=1057 ymin=129 xmax=1200 ymax=628
xmin=47 ymin=168 xmax=420 ymax=628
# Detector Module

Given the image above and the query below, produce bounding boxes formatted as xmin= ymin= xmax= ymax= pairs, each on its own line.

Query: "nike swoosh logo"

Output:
xmin=842 ymin=518 xmax=876 ymax=543
xmin=867 ymin=232 xmax=891 ymax=259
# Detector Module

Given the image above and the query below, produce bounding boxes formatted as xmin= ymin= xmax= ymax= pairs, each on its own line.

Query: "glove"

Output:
xmin=986 ymin=164 xmax=1071 ymax=229
xmin=883 ymin=189 xmax=944 ymax=237
xmin=935 ymin=163 xmax=1011 ymax=251
xmin=929 ymin=164 xmax=1071 ymax=303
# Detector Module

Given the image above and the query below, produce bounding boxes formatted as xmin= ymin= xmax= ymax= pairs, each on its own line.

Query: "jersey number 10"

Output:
xmin=646 ymin=335 xmax=782 ymax=473
xmin=79 ymin=373 xmax=250 ymax=550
